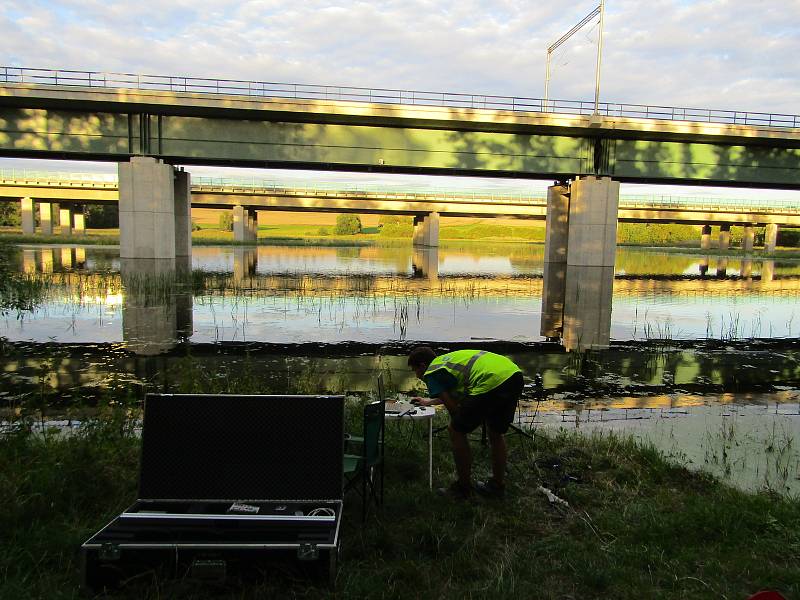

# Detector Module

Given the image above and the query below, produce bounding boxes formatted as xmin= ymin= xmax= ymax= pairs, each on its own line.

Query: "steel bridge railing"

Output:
xmin=3 ymin=66 xmax=799 ymax=129
xmin=1 ymin=170 xmax=799 ymax=214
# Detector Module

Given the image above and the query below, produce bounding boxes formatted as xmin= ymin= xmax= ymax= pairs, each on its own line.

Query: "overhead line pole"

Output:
xmin=543 ymin=3 xmax=603 ymax=113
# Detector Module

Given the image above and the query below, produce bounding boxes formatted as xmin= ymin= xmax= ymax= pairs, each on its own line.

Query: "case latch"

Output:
xmin=298 ymin=543 xmax=319 ymax=561
xmin=99 ymin=542 xmax=121 ymax=561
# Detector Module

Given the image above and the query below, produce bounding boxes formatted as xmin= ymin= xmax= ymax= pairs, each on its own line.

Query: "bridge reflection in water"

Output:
xmin=8 ymin=245 xmax=797 ymax=356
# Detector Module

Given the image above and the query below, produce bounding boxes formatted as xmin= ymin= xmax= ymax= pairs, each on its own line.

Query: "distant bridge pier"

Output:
xmin=743 ymin=224 xmax=754 ymax=252
xmin=73 ymin=208 xmax=86 ymax=235
xmin=765 ymin=223 xmax=779 ymax=252
xmin=233 ymin=205 xmax=258 ymax=242
xmin=543 ymin=176 xmax=619 ymax=351
xmin=39 ymin=202 xmax=55 ymax=235
xmin=59 ymin=206 xmax=73 ymax=236
xmin=700 ymin=225 xmax=712 ymax=250
xmin=718 ymin=224 xmax=731 ymax=250
xmin=118 ymin=157 xmax=192 ymax=259
xmin=412 ymin=212 xmax=439 ymax=247
xmin=21 ymin=197 xmax=34 ymax=234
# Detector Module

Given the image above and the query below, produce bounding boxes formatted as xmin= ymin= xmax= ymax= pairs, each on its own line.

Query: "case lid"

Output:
xmin=138 ymin=394 xmax=344 ymax=502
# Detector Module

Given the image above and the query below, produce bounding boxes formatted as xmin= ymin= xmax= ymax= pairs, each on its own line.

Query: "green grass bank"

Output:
xmin=1 ymin=400 xmax=798 ymax=600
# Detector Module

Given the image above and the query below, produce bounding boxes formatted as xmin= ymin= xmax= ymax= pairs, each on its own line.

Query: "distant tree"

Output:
xmin=85 ymin=205 xmax=118 ymax=228
xmin=334 ymin=214 xmax=362 ymax=235
xmin=219 ymin=211 xmax=234 ymax=231
xmin=0 ymin=202 xmax=21 ymax=226
xmin=778 ymin=228 xmax=800 ymax=247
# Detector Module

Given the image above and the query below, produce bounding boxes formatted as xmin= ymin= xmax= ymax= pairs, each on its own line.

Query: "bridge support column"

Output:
xmin=542 ymin=177 xmax=618 ymax=351
xmin=248 ymin=209 xmax=258 ymax=242
xmin=412 ymin=212 xmax=439 ymax=247
xmin=39 ymin=203 xmax=54 ymax=235
xmin=700 ymin=225 xmax=712 ymax=250
xmin=541 ymin=184 xmax=569 ymax=339
xmin=233 ymin=205 xmax=248 ymax=242
xmin=59 ymin=206 xmax=73 ymax=236
xmin=718 ymin=224 xmax=731 ymax=250
xmin=764 ymin=223 xmax=779 ymax=253
xmin=742 ymin=224 xmax=754 ymax=252
xmin=21 ymin=197 xmax=35 ymax=234
xmin=73 ymin=210 xmax=86 ymax=235
xmin=566 ymin=176 xmax=619 ymax=268
xmin=119 ymin=157 xmax=184 ymax=259
xmin=174 ymin=170 xmax=192 ymax=258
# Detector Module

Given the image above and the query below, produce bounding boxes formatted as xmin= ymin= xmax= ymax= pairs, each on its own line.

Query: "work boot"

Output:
xmin=475 ymin=478 xmax=506 ymax=498
xmin=436 ymin=481 xmax=472 ymax=500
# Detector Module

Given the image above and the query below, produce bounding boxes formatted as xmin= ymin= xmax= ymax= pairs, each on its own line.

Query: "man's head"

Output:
xmin=408 ymin=346 xmax=436 ymax=379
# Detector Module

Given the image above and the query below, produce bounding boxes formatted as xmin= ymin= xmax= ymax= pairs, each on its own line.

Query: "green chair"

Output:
xmin=343 ymin=399 xmax=385 ymax=521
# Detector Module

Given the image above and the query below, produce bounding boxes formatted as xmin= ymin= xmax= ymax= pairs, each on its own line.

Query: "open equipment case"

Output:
xmin=82 ymin=393 xmax=345 ymax=592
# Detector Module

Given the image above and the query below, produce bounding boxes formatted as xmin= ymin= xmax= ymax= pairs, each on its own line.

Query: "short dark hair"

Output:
xmin=408 ymin=346 xmax=436 ymax=368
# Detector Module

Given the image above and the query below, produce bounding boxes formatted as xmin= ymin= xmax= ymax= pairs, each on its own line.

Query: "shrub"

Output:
xmin=317 ymin=227 xmax=329 ymax=236
xmin=85 ymin=205 xmax=118 ymax=228
xmin=334 ymin=214 xmax=362 ymax=235
xmin=191 ymin=221 xmax=201 ymax=231
xmin=219 ymin=211 xmax=233 ymax=231
xmin=0 ymin=203 xmax=22 ymax=226
xmin=777 ymin=228 xmax=800 ymax=247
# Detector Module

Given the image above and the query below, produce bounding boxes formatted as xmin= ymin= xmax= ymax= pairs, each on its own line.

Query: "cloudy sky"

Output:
xmin=1 ymin=0 xmax=799 ymax=197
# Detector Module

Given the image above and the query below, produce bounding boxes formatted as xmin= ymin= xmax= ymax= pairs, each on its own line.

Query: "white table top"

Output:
xmin=384 ymin=406 xmax=436 ymax=420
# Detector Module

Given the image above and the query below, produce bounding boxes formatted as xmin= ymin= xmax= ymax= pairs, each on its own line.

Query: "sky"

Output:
xmin=1 ymin=0 xmax=799 ymax=199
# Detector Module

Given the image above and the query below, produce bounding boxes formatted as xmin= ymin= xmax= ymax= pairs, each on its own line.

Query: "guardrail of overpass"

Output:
xmin=3 ymin=67 xmax=800 ymax=130
xmin=2 ymin=170 xmax=799 ymax=214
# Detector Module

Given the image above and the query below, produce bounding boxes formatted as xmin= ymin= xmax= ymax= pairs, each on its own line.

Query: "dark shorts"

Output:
xmin=451 ymin=371 xmax=524 ymax=435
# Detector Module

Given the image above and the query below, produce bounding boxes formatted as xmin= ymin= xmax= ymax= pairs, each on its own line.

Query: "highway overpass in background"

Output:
xmin=1 ymin=68 xmax=798 ymax=297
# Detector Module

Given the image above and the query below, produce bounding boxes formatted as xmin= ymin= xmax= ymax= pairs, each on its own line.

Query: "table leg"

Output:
xmin=428 ymin=417 xmax=433 ymax=490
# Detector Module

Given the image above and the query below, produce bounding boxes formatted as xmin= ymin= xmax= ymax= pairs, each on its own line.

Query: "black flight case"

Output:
xmin=82 ymin=393 xmax=345 ymax=592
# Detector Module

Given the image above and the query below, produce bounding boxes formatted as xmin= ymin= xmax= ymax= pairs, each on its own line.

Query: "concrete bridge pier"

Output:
xmin=765 ymin=223 xmax=779 ymax=252
xmin=540 ymin=184 xmax=569 ymax=339
xmin=743 ymin=224 xmax=754 ymax=252
xmin=39 ymin=203 xmax=55 ymax=235
xmin=118 ymin=157 xmax=192 ymax=259
xmin=59 ymin=206 xmax=73 ymax=236
xmin=701 ymin=225 xmax=712 ymax=250
xmin=233 ymin=205 xmax=258 ymax=242
xmin=21 ymin=197 xmax=34 ymax=234
xmin=412 ymin=212 xmax=439 ymax=247
xmin=718 ymin=224 xmax=731 ymax=250
xmin=73 ymin=209 xmax=86 ymax=235
xmin=543 ymin=176 xmax=619 ymax=351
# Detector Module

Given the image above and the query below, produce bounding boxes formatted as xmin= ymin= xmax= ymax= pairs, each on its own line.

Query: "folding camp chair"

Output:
xmin=343 ymin=399 xmax=385 ymax=521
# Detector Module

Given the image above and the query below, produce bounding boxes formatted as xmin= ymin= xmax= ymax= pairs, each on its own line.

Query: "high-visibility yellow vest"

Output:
xmin=424 ymin=350 xmax=521 ymax=398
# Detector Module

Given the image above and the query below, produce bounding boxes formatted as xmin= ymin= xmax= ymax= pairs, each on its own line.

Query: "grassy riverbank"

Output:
xmin=1 ymin=399 xmax=798 ymax=599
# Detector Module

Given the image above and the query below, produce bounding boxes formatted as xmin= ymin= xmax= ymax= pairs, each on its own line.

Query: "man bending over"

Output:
xmin=408 ymin=346 xmax=524 ymax=499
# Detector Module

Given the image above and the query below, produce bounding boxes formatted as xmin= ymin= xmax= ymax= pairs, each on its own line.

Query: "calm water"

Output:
xmin=532 ymin=391 xmax=800 ymax=497
xmin=1 ymin=243 xmax=798 ymax=348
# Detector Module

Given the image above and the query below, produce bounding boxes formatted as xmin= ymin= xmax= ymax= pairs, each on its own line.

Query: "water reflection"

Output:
xmin=1 ymin=244 xmax=799 ymax=348
xmin=120 ymin=258 xmax=193 ymax=355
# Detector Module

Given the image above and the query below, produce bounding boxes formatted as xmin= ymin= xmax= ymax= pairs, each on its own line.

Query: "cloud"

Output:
xmin=3 ymin=0 xmax=798 ymax=114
